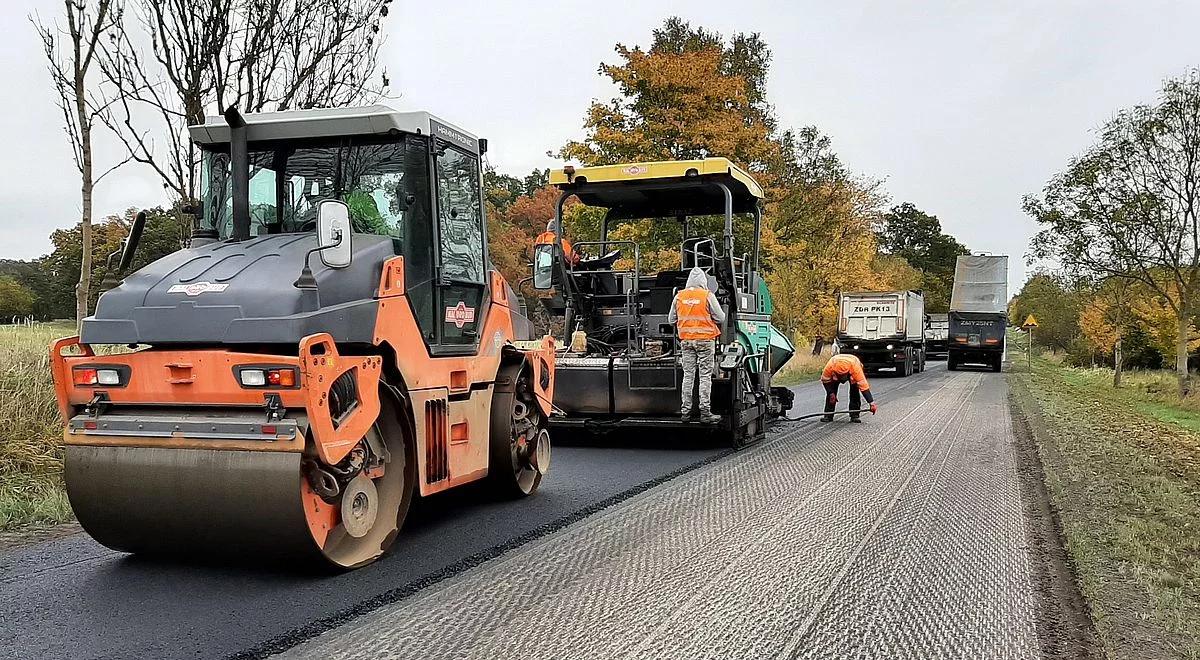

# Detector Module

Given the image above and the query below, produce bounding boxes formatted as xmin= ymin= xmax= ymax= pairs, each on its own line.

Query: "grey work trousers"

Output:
xmin=680 ymin=339 xmax=716 ymax=414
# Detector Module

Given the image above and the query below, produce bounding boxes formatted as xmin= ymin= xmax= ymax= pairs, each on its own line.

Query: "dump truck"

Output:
xmin=533 ymin=158 xmax=795 ymax=446
xmin=50 ymin=105 xmax=556 ymax=569
xmin=947 ymin=254 xmax=1009 ymax=372
xmin=925 ymin=313 xmax=949 ymax=359
xmin=836 ymin=290 xmax=926 ymax=376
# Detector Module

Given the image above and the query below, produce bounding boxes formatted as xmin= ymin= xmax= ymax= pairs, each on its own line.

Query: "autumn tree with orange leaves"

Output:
xmin=554 ymin=18 xmax=931 ymax=343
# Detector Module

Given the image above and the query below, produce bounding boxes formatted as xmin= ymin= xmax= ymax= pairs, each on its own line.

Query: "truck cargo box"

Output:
xmin=925 ymin=313 xmax=949 ymax=358
xmin=838 ymin=290 xmax=925 ymax=343
xmin=836 ymin=290 xmax=926 ymax=376
xmin=950 ymin=255 xmax=1009 ymax=313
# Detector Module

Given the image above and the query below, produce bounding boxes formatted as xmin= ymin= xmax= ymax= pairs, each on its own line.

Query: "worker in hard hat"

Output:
xmin=534 ymin=218 xmax=579 ymax=266
xmin=668 ymin=267 xmax=726 ymax=423
xmin=820 ymin=353 xmax=878 ymax=423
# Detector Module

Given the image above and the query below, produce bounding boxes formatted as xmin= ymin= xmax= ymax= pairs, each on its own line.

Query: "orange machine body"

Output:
xmin=51 ymin=256 xmax=556 ymax=499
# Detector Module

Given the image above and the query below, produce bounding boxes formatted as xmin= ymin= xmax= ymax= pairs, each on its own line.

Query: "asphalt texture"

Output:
xmin=0 ymin=361 xmax=1026 ymax=660
xmin=284 ymin=361 xmax=1040 ymax=660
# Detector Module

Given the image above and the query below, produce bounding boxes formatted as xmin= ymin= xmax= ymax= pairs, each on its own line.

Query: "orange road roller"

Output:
xmin=50 ymin=106 xmax=556 ymax=569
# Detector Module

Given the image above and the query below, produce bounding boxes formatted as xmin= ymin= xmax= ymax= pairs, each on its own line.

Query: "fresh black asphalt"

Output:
xmin=0 ymin=363 xmax=942 ymax=660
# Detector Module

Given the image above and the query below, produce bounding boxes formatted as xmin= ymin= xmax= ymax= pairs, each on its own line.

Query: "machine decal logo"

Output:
xmin=167 ymin=282 xmax=229 ymax=296
xmin=444 ymin=302 xmax=477 ymax=328
xmin=623 ymin=165 xmax=648 ymax=175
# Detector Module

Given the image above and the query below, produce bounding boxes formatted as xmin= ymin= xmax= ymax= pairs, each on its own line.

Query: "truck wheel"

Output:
xmin=992 ymin=356 xmax=1003 ymax=373
xmin=947 ymin=356 xmax=958 ymax=371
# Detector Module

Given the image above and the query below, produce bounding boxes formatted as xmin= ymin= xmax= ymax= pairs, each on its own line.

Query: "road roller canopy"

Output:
xmin=549 ymin=158 xmax=764 ymax=220
xmin=188 ymin=105 xmax=485 ymax=243
xmin=188 ymin=105 xmax=482 ymax=154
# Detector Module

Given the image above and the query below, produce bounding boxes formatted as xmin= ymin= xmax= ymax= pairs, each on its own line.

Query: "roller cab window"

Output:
xmin=197 ymin=136 xmax=419 ymax=244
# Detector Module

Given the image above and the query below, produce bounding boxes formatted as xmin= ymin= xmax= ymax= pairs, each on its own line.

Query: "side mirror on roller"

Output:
xmin=316 ymin=200 xmax=352 ymax=269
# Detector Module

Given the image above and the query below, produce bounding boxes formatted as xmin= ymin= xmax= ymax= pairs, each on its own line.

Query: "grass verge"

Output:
xmin=1010 ymin=359 xmax=1200 ymax=659
xmin=0 ymin=322 xmax=75 ymax=531
xmin=773 ymin=349 xmax=829 ymax=387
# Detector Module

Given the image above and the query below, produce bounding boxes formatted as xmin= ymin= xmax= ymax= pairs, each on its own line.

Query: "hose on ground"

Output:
xmin=780 ymin=408 xmax=873 ymax=422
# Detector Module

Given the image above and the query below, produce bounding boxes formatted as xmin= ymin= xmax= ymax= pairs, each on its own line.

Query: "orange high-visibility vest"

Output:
xmin=821 ymin=354 xmax=870 ymax=391
xmin=674 ymin=287 xmax=720 ymax=340
xmin=534 ymin=231 xmax=574 ymax=262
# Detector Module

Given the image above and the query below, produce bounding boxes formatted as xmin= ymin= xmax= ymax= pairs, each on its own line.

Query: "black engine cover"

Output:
xmin=82 ymin=234 xmax=394 ymax=345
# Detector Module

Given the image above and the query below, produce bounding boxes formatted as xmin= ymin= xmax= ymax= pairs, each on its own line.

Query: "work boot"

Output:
xmin=850 ymin=416 xmax=863 ymax=423
xmin=700 ymin=410 xmax=721 ymax=424
xmin=680 ymin=409 xmax=692 ymax=422
xmin=820 ymin=415 xmax=833 ymax=423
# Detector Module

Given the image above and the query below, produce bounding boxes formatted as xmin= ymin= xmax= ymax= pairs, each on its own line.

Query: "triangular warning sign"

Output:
xmin=1022 ymin=314 xmax=1038 ymax=328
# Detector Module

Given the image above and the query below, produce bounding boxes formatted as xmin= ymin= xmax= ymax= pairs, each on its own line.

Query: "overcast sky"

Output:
xmin=3 ymin=0 xmax=1198 ymax=293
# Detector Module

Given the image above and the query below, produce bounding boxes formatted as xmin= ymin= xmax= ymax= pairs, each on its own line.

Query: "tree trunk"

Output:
xmin=1113 ymin=336 xmax=1122 ymax=388
xmin=1176 ymin=301 xmax=1189 ymax=398
xmin=75 ymin=78 xmax=92 ymax=334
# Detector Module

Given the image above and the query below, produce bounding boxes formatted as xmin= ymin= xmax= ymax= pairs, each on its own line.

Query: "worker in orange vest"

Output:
xmin=533 ymin=218 xmax=579 ymax=266
xmin=667 ymin=267 xmax=726 ymax=422
xmin=820 ymin=353 xmax=878 ymax=423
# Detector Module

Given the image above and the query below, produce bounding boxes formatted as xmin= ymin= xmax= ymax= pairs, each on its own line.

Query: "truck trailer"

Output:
xmin=836 ymin=290 xmax=926 ymax=376
xmin=947 ymin=255 xmax=1009 ymax=372
xmin=925 ymin=313 xmax=949 ymax=359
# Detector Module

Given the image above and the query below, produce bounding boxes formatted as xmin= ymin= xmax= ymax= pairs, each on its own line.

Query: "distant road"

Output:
xmin=0 ymin=361 xmax=1044 ymax=660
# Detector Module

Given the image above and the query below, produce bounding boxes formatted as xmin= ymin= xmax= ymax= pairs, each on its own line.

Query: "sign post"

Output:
xmin=1021 ymin=314 xmax=1039 ymax=374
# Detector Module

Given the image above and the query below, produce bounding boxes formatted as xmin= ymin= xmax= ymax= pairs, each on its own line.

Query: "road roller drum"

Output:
xmin=48 ymin=105 xmax=558 ymax=570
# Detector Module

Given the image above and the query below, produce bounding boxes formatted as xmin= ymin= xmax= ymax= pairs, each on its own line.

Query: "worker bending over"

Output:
xmin=668 ymin=267 xmax=726 ymax=423
xmin=534 ymin=218 xmax=579 ymax=266
xmin=820 ymin=353 xmax=878 ymax=423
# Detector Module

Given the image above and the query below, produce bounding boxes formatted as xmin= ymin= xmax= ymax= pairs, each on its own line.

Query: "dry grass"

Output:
xmin=773 ymin=348 xmax=831 ymax=386
xmin=0 ymin=322 xmax=75 ymax=530
xmin=1011 ymin=359 xmax=1200 ymax=659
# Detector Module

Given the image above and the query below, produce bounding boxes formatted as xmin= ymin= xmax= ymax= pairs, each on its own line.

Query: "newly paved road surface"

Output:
xmin=286 ymin=363 xmax=1038 ymax=659
xmin=0 ymin=362 xmax=1040 ymax=659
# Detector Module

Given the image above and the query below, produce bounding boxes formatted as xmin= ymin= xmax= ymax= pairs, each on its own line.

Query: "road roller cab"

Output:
xmin=536 ymin=159 xmax=795 ymax=446
xmin=50 ymin=105 xmax=556 ymax=569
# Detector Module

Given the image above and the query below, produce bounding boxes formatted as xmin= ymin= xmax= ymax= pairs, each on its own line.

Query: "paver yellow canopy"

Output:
xmin=50 ymin=105 xmax=556 ymax=569
xmin=535 ymin=157 xmax=794 ymax=446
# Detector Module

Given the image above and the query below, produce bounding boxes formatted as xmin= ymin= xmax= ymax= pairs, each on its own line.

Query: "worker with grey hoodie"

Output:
xmin=668 ymin=267 xmax=727 ymax=422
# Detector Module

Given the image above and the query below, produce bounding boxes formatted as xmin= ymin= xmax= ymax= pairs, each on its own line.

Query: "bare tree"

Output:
xmin=34 ymin=0 xmax=125 ymax=332
xmin=1028 ymin=70 xmax=1200 ymax=397
xmin=99 ymin=0 xmax=391 ymax=206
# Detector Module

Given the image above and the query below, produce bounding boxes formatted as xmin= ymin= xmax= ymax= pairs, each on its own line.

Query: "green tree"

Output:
xmin=1027 ymin=70 xmax=1200 ymax=396
xmin=876 ymin=203 xmax=969 ymax=311
xmin=1009 ymin=273 xmax=1085 ymax=355
xmin=40 ymin=207 xmax=182 ymax=319
xmin=0 ymin=277 xmax=36 ymax=320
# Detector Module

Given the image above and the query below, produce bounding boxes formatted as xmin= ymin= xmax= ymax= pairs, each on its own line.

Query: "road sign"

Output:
xmin=1022 ymin=314 xmax=1039 ymax=329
